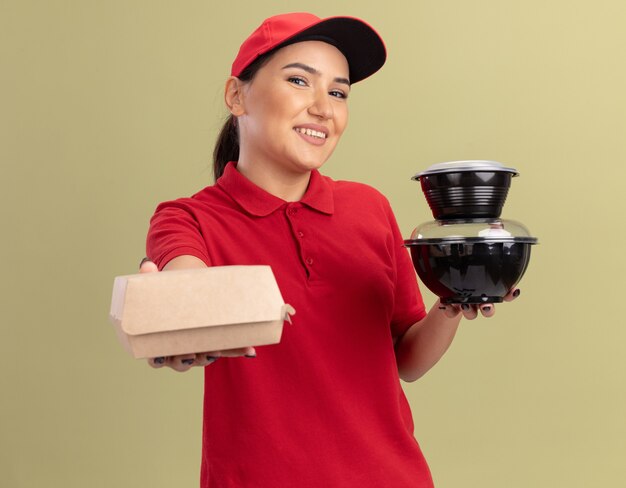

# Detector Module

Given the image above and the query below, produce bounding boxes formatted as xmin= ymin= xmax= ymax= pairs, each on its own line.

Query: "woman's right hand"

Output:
xmin=139 ymin=258 xmax=257 ymax=372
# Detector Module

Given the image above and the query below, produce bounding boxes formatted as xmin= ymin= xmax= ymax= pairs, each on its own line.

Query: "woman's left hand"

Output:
xmin=438 ymin=288 xmax=521 ymax=320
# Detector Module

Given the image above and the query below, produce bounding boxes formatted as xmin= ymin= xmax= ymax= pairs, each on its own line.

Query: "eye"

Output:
xmin=287 ymin=76 xmax=308 ymax=86
xmin=329 ymin=90 xmax=348 ymax=100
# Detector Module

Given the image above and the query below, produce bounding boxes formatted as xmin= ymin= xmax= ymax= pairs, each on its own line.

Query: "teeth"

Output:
xmin=295 ymin=127 xmax=326 ymax=139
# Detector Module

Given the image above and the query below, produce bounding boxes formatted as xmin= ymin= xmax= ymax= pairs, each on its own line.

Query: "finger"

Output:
xmin=167 ymin=354 xmax=197 ymax=372
xmin=439 ymin=303 xmax=461 ymax=319
xmin=479 ymin=304 xmax=495 ymax=318
xmin=148 ymin=356 xmax=167 ymax=369
xmin=139 ymin=258 xmax=158 ymax=273
xmin=504 ymin=288 xmax=521 ymax=302
xmin=194 ymin=352 xmax=221 ymax=367
xmin=460 ymin=303 xmax=479 ymax=320
xmin=437 ymin=300 xmax=460 ymax=318
xmin=219 ymin=346 xmax=257 ymax=358
xmin=243 ymin=346 xmax=257 ymax=358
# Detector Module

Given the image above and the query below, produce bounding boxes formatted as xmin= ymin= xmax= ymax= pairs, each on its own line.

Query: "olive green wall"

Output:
xmin=2 ymin=1 xmax=625 ymax=487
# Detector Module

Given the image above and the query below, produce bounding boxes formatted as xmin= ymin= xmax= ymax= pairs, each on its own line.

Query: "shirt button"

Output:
xmin=298 ymin=231 xmax=304 ymax=238
xmin=306 ymin=257 xmax=313 ymax=265
xmin=287 ymin=208 xmax=297 ymax=216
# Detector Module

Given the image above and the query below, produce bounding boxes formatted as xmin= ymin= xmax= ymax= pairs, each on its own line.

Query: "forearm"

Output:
xmin=395 ymin=300 xmax=463 ymax=382
xmin=162 ymin=255 xmax=207 ymax=270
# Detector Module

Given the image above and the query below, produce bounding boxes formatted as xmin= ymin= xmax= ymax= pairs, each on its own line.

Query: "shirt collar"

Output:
xmin=217 ymin=162 xmax=334 ymax=217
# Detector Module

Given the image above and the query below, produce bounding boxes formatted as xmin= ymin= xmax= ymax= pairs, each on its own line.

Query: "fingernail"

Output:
xmin=244 ymin=354 xmax=257 ymax=358
xmin=206 ymin=356 xmax=219 ymax=364
xmin=181 ymin=358 xmax=195 ymax=365
xmin=154 ymin=357 xmax=165 ymax=365
xmin=513 ymin=289 xmax=521 ymax=298
xmin=140 ymin=257 xmax=151 ymax=267
xmin=461 ymin=304 xmax=470 ymax=311
xmin=482 ymin=306 xmax=492 ymax=312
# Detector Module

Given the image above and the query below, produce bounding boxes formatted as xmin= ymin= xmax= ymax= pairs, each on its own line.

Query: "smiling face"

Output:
xmin=231 ymin=41 xmax=350 ymax=179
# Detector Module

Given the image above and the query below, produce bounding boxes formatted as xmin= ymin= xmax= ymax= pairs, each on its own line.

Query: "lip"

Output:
xmin=293 ymin=123 xmax=329 ymax=146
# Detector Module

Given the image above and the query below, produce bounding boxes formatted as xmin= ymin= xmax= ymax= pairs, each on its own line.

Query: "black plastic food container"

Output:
xmin=413 ymin=160 xmax=519 ymax=220
xmin=404 ymin=219 xmax=538 ymax=304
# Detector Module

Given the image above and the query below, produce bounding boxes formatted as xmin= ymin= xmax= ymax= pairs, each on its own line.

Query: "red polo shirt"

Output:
xmin=147 ymin=162 xmax=432 ymax=487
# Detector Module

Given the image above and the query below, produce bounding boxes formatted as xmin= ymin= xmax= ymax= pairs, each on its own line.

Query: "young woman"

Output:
xmin=141 ymin=12 xmax=518 ymax=487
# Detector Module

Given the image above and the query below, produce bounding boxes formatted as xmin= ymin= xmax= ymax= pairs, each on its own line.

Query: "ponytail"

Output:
xmin=212 ymin=115 xmax=239 ymax=181
xmin=211 ymin=48 xmax=279 ymax=182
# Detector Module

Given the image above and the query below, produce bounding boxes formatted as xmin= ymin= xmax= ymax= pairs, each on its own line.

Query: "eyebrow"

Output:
xmin=281 ymin=62 xmax=351 ymax=86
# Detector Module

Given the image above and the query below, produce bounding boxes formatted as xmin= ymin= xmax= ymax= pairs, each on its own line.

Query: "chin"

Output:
xmin=291 ymin=158 xmax=328 ymax=173
xmin=290 ymin=151 xmax=334 ymax=173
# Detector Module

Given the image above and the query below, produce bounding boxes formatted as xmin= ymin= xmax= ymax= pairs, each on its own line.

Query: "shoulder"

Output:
xmin=151 ymin=184 xmax=227 ymax=216
xmin=323 ymin=175 xmax=392 ymax=212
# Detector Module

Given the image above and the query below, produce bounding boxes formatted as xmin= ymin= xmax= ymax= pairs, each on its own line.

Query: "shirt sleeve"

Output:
xmin=146 ymin=200 xmax=212 ymax=270
xmin=385 ymin=201 xmax=427 ymax=337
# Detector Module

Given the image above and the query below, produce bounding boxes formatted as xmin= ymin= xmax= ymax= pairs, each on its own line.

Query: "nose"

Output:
xmin=308 ymin=88 xmax=333 ymax=120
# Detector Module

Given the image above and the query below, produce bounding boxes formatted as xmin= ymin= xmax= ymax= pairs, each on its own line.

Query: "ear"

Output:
xmin=224 ymin=76 xmax=246 ymax=117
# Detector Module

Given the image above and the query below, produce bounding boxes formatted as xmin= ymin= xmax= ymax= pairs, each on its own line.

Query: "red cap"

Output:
xmin=230 ymin=12 xmax=386 ymax=84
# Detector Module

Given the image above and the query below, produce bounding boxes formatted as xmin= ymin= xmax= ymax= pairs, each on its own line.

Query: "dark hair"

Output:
xmin=212 ymin=51 xmax=276 ymax=181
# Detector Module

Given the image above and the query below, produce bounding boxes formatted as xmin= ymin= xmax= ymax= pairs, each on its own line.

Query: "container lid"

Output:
xmin=404 ymin=218 xmax=538 ymax=245
xmin=412 ymin=160 xmax=519 ymax=180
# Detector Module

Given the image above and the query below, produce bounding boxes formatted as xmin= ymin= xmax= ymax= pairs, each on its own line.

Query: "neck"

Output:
xmin=236 ymin=157 xmax=311 ymax=202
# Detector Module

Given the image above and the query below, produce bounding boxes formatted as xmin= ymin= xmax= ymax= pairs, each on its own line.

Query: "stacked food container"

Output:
xmin=404 ymin=160 xmax=538 ymax=304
